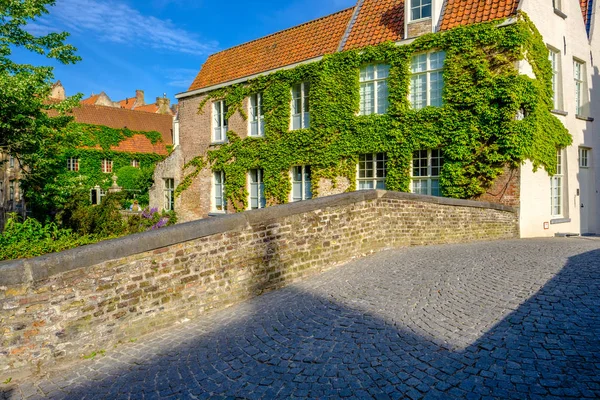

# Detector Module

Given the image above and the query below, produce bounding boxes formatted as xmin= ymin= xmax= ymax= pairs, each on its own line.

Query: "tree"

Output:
xmin=0 ymin=0 xmax=81 ymax=218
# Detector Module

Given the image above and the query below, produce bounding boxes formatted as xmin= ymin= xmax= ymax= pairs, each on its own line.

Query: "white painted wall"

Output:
xmin=518 ymin=0 xmax=598 ymax=237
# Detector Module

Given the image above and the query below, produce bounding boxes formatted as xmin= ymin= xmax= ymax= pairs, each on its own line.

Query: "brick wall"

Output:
xmin=478 ymin=165 xmax=521 ymax=208
xmin=0 ymin=190 xmax=517 ymax=378
xmin=407 ymin=19 xmax=432 ymax=38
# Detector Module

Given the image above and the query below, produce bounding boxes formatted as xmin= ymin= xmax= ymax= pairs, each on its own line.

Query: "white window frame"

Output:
xmin=212 ymin=100 xmax=228 ymax=143
xmin=101 ymin=159 xmax=113 ymax=173
xmin=548 ymin=47 xmax=562 ymax=110
xmin=411 ymin=149 xmax=443 ymax=196
xmin=248 ymin=169 xmax=266 ymax=210
xmin=291 ymin=166 xmax=312 ymax=202
xmin=9 ymin=156 xmax=15 ymax=169
xmin=359 ymin=64 xmax=390 ymax=115
xmin=131 ymin=159 xmax=140 ymax=168
xmin=410 ymin=51 xmax=445 ymax=110
xmin=291 ymin=82 xmax=310 ymax=130
xmin=67 ymin=157 xmax=79 ymax=172
xmin=579 ymin=147 xmax=590 ymax=168
xmin=357 ymin=153 xmax=387 ymax=190
xmin=9 ymin=181 xmax=15 ymax=201
xmin=164 ymin=178 xmax=175 ymax=211
xmin=212 ymin=171 xmax=226 ymax=213
xmin=249 ymin=93 xmax=265 ymax=137
xmin=573 ymin=59 xmax=585 ymax=116
xmin=551 ymin=151 xmax=564 ymax=217
xmin=410 ymin=0 xmax=432 ymax=21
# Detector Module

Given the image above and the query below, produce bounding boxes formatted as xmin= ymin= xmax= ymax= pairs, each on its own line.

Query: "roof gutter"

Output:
xmin=176 ymin=56 xmax=324 ymax=99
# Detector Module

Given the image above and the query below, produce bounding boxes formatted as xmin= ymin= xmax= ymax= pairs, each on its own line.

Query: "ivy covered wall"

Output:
xmin=178 ymin=14 xmax=571 ymax=212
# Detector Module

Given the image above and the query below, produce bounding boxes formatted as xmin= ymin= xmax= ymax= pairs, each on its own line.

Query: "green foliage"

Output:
xmin=67 ymin=123 xmax=164 ymax=150
xmin=179 ymin=13 xmax=570 ymax=211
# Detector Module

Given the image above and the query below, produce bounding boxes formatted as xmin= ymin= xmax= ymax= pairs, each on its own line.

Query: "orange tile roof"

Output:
xmin=580 ymin=0 xmax=593 ymax=34
xmin=188 ymin=7 xmax=355 ymax=91
xmin=118 ymin=98 xmax=137 ymax=110
xmin=134 ymin=104 xmax=160 ymax=113
xmin=343 ymin=0 xmax=405 ymax=51
xmin=439 ymin=0 xmax=520 ymax=31
xmin=81 ymin=94 xmax=100 ymax=105
xmin=65 ymin=104 xmax=173 ymax=155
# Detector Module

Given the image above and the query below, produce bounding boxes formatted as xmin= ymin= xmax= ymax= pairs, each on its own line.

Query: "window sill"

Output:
xmin=408 ymin=16 xmax=432 ymax=24
xmin=550 ymin=217 xmax=571 ymax=225
xmin=210 ymin=141 xmax=228 ymax=146
xmin=553 ymin=8 xmax=567 ymax=19
xmin=576 ymin=115 xmax=594 ymax=122
xmin=551 ymin=109 xmax=568 ymax=116
xmin=248 ymin=135 xmax=265 ymax=139
xmin=208 ymin=212 xmax=227 ymax=217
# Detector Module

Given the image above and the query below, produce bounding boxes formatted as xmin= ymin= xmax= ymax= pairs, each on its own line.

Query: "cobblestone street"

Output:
xmin=3 ymin=238 xmax=600 ymax=399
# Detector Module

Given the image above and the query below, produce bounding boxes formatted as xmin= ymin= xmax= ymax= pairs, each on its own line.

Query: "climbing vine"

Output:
xmin=179 ymin=13 xmax=571 ymax=211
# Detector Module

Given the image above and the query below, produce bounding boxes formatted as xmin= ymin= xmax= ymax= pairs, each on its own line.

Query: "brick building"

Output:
xmin=153 ymin=0 xmax=599 ymax=238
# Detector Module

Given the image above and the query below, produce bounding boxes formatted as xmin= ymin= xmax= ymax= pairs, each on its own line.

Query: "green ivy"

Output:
xmin=66 ymin=123 xmax=164 ymax=151
xmin=179 ymin=13 xmax=571 ymax=211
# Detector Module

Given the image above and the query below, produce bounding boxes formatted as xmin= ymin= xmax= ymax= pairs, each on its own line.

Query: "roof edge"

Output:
xmin=337 ymin=0 xmax=364 ymax=52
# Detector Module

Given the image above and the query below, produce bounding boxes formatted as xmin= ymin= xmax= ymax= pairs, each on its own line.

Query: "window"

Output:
xmin=213 ymin=100 xmax=228 ymax=143
xmin=213 ymin=171 xmax=226 ymax=212
xmin=9 ymin=181 xmax=14 ymax=201
xmin=164 ymin=178 xmax=174 ymax=211
xmin=90 ymin=186 xmax=106 ymax=205
xmin=410 ymin=51 xmax=445 ymax=109
xmin=410 ymin=0 xmax=432 ymax=20
xmin=579 ymin=148 xmax=589 ymax=168
xmin=101 ymin=159 xmax=113 ymax=173
xmin=411 ymin=149 xmax=443 ymax=196
xmin=9 ymin=156 xmax=14 ymax=168
xmin=359 ymin=65 xmax=390 ymax=115
xmin=574 ymin=60 xmax=586 ymax=115
xmin=291 ymin=82 xmax=310 ymax=130
xmin=291 ymin=166 xmax=312 ymax=202
xmin=548 ymin=48 xmax=561 ymax=110
xmin=357 ymin=153 xmax=386 ymax=190
xmin=67 ymin=157 xmax=79 ymax=172
xmin=249 ymin=93 xmax=265 ymax=137
xmin=551 ymin=151 xmax=564 ymax=216
xmin=131 ymin=159 xmax=140 ymax=168
xmin=249 ymin=169 xmax=266 ymax=209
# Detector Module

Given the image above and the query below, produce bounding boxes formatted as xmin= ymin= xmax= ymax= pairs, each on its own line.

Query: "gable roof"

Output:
xmin=580 ymin=0 xmax=594 ymax=35
xmin=183 ymin=0 xmax=538 ymax=93
xmin=118 ymin=98 xmax=138 ymax=110
xmin=187 ymin=7 xmax=355 ymax=91
xmin=67 ymin=104 xmax=173 ymax=155
xmin=439 ymin=0 xmax=520 ymax=31
xmin=81 ymin=94 xmax=100 ymax=105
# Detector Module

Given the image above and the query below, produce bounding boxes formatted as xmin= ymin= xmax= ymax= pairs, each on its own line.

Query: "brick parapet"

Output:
xmin=0 ymin=190 xmax=518 ymax=378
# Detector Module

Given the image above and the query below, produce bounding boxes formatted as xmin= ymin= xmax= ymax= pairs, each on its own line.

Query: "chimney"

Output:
xmin=135 ymin=89 xmax=145 ymax=106
xmin=156 ymin=96 xmax=172 ymax=115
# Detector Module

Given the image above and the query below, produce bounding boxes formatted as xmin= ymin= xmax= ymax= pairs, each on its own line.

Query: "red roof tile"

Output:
xmin=81 ymin=94 xmax=100 ymax=105
xmin=580 ymin=0 xmax=593 ymax=34
xmin=134 ymin=104 xmax=160 ymax=113
xmin=439 ymin=0 xmax=519 ymax=31
xmin=343 ymin=0 xmax=405 ymax=51
xmin=188 ymin=7 xmax=355 ymax=91
xmin=118 ymin=98 xmax=138 ymax=110
xmin=65 ymin=104 xmax=173 ymax=155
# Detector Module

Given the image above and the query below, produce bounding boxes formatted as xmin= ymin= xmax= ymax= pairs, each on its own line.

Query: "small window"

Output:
xmin=357 ymin=153 xmax=386 ymax=190
xmin=574 ymin=60 xmax=586 ymax=116
xmin=101 ymin=159 xmax=113 ymax=173
xmin=359 ymin=64 xmax=390 ymax=115
xmin=291 ymin=82 xmax=310 ymax=130
xmin=291 ymin=166 xmax=312 ymax=202
xmin=551 ymin=151 xmax=564 ymax=216
xmin=548 ymin=48 xmax=562 ymax=110
xmin=9 ymin=181 xmax=15 ymax=201
xmin=213 ymin=171 xmax=226 ymax=212
xmin=410 ymin=51 xmax=445 ymax=109
xmin=249 ymin=93 xmax=265 ymax=137
xmin=213 ymin=100 xmax=228 ymax=143
xmin=411 ymin=149 xmax=443 ymax=196
xmin=9 ymin=156 xmax=15 ymax=169
xmin=410 ymin=0 xmax=432 ymax=21
xmin=579 ymin=148 xmax=590 ymax=168
xmin=67 ymin=157 xmax=79 ymax=172
xmin=131 ymin=159 xmax=140 ymax=168
xmin=249 ymin=169 xmax=266 ymax=209
xmin=90 ymin=186 xmax=106 ymax=205
xmin=164 ymin=178 xmax=174 ymax=211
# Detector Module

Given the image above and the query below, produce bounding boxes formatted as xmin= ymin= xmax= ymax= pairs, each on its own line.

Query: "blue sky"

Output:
xmin=17 ymin=0 xmax=356 ymax=105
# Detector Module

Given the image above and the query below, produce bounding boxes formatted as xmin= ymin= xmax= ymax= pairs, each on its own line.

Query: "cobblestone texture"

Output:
xmin=2 ymin=237 xmax=599 ymax=399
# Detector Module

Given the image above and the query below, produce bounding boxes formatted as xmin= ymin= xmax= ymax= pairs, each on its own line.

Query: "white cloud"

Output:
xmin=29 ymin=0 xmax=217 ymax=56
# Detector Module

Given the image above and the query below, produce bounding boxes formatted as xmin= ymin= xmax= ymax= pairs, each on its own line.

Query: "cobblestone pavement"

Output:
xmin=3 ymin=238 xmax=600 ymax=399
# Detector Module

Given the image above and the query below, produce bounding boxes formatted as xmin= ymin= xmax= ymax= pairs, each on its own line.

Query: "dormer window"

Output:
xmin=410 ymin=0 xmax=432 ymax=21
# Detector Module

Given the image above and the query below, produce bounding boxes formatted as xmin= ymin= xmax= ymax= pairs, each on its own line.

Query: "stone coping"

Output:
xmin=0 ymin=190 xmax=516 ymax=286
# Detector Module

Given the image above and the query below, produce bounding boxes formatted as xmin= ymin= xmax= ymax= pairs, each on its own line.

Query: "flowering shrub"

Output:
xmin=127 ymin=207 xmax=177 ymax=233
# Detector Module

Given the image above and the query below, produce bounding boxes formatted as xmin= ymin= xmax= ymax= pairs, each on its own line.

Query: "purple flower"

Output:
xmin=150 ymin=217 xmax=168 ymax=231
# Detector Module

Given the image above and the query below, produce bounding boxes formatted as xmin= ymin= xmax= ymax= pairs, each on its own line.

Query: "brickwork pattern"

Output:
xmin=3 ymin=238 xmax=599 ymax=399
xmin=407 ymin=19 xmax=433 ymax=38
xmin=0 ymin=192 xmax=517 ymax=377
